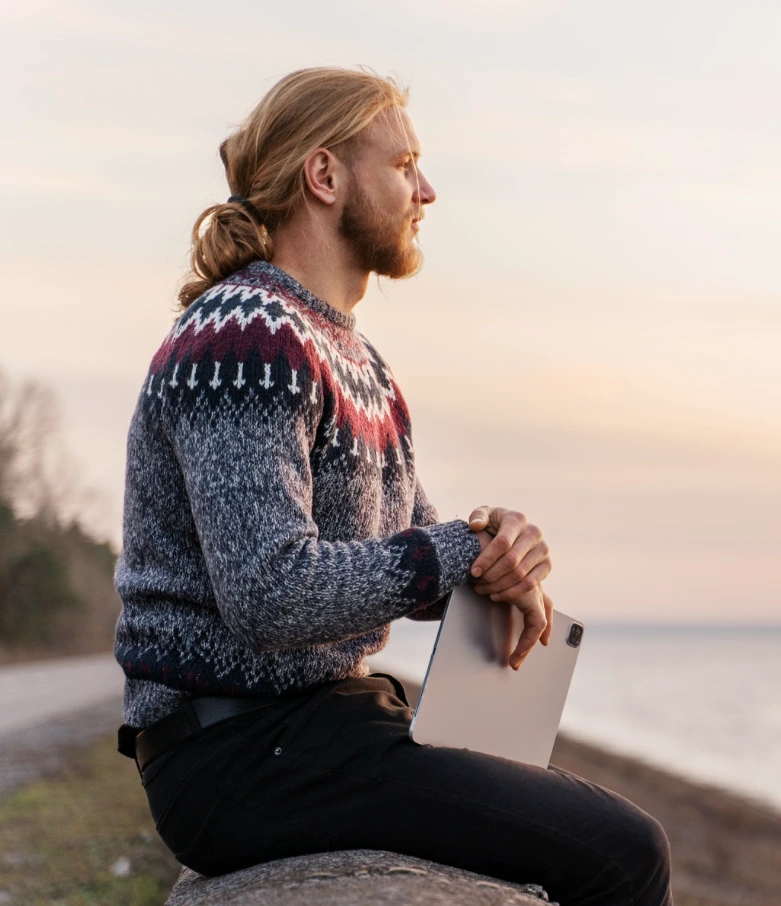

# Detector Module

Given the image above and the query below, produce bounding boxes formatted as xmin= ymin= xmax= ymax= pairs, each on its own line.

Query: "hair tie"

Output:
xmin=227 ymin=193 xmax=262 ymax=222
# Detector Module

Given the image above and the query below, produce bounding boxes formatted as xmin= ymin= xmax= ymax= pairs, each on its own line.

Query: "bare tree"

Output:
xmin=0 ymin=365 xmax=105 ymax=533
xmin=0 ymin=365 xmax=120 ymax=657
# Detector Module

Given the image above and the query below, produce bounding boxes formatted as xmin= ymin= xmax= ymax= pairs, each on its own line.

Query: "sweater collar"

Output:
xmin=243 ymin=259 xmax=356 ymax=331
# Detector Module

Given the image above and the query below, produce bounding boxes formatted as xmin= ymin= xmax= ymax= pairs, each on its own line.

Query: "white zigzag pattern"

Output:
xmin=159 ymin=283 xmax=399 ymax=429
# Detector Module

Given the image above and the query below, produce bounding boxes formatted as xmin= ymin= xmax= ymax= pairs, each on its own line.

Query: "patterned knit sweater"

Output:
xmin=113 ymin=259 xmax=482 ymax=729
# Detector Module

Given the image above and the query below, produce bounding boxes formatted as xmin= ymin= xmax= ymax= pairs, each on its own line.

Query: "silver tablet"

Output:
xmin=409 ymin=583 xmax=584 ymax=768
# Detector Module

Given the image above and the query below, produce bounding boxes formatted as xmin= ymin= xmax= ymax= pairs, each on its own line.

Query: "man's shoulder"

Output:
xmin=130 ymin=273 xmax=327 ymax=429
xmin=150 ymin=274 xmax=320 ymax=376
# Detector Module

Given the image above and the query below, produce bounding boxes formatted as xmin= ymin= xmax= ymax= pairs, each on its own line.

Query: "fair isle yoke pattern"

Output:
xmin=147 ymin=270 xmax=404 ymax=467
xmin=114 ymin=259 xmax=481 ymax=728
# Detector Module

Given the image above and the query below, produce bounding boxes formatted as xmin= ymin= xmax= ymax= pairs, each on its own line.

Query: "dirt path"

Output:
xmin=0 ymin=653 xmax=125 ymax=796
xmin=0 ymin=653 xmax=124 ymax=737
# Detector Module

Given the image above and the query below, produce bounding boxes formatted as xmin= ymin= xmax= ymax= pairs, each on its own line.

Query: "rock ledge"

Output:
xmin=165 ymin=848 xmax=558 ymax=905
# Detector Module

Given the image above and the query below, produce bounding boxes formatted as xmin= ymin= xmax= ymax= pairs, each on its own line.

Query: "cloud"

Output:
xmin=391 ymin=0 xmax=560 ymax=28
xmin=0 ymin=0 xmax=344 ymax=60
xmin=673 ymin=182 xmax=781 ymax=223
xmin=429 ymin=106 xmax=728 ymax=176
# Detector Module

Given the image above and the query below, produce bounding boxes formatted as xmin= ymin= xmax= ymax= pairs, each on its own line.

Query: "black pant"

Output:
xmin=137 ymin=673 xmax=672 ymax=905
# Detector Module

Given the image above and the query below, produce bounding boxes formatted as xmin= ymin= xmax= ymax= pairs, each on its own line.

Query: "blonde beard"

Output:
xmin=338 ymin=176 xmax=424 ymax=279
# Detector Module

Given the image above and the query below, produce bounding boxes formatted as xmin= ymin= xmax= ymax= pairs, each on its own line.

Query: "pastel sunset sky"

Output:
xmin=1 ymin=0 xmax=778 ymax=623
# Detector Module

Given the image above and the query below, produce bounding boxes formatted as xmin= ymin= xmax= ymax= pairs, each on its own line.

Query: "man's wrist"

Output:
xmin=424 ymin=520 xmax=482 ymax=590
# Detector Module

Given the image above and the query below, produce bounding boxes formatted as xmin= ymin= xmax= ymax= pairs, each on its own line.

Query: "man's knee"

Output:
xmin=623 ymin=808 xmax=673 ymax=892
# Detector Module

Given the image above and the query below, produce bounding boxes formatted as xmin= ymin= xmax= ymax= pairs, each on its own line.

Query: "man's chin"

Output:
xmin=377 ymin=263 xmax=423 ymax=280
xmin=376 ymin=247 xmax=424 ymax=280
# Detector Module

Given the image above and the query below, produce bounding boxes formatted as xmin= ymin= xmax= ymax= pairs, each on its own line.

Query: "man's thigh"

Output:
xmin=213 ymin=674 xmax=670 ymax=904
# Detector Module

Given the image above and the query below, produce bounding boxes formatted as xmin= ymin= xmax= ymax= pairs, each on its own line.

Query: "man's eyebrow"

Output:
xmin=394 ymin=148 xmax=421 ymax=161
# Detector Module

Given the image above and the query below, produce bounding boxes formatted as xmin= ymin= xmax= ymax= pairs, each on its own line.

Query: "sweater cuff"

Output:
xmin=425 ymin=519 xmax=482 ymax=592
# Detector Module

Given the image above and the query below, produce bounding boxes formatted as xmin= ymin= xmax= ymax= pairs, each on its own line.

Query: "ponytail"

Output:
xmin=178 ymin=190 xmax=274 ymax=309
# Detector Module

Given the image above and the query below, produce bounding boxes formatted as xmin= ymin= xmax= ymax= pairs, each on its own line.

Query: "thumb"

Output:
xmin=468 ymin=505 xmax=493 ymax=531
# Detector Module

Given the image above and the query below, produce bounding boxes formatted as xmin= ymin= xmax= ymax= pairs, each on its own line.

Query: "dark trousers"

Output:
xmin=138 ymin=673 xmax=672 ymax=905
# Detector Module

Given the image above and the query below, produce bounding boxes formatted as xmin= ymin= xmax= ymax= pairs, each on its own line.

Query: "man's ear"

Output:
xmin=303 ymin=148 xmax=342 ymax=206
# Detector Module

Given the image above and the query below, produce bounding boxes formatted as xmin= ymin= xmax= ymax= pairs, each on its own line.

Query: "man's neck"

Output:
xmin=270 ymin=219 xmax=369 ymax=317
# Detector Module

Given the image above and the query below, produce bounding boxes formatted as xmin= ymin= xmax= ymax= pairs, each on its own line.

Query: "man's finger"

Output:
xmin=470 ymin=530 xmax=514 ymax=578
xmin=468 ymin=505 xmax=492 ymax=531
xmin=513 ymin=560 xmax=552 ymax=594
xmin=509 ymin=610 xmax=547 ymax=669
xmin=470 ymin=509 xmax=526 ymax=578
xmin=540 ymin=593 xmax=554 ymax=645
xmin=474 ymin=534 xmax=546 ymax=588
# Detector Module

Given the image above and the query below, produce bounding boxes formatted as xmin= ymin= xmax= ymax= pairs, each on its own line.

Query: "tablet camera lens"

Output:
xmin=567 ymin=624 xmax=583 ymax=648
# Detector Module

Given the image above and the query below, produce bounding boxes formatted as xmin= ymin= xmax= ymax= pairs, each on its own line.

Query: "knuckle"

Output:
xmin=495 ymin=535 xmax=512 ymax=554
xmin=512 ymin=565 xmax=526 ymax=580
xmin=527 ymin=523 xmax=543 ymax=542
xmin=539 ymin=540 xmax=550 ymax=556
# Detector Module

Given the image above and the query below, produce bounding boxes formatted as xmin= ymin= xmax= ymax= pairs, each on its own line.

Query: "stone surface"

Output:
xmin=165 ymin=849 xmax=558 ymax=905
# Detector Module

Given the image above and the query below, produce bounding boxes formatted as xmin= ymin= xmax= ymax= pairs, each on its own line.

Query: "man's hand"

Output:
xmin=468 ymin=506 xmax=552 ymax=598
xmin=473 ymin=528 xmax=554 ymax=667
xmin=468 ymin=506 xmax=554 ymax=668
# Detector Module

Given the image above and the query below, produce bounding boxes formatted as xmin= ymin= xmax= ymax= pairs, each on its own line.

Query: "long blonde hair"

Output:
xmin=177 ymin=66 xmax=410 ymax=310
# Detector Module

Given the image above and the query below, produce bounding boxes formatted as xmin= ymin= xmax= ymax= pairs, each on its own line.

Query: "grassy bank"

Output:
xmin=0 ymin=733 xmax=180 ymax=906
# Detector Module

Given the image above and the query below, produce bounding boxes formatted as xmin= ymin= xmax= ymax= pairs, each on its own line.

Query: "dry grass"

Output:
xmin=0 ymin=733 xmax=180 ymax=906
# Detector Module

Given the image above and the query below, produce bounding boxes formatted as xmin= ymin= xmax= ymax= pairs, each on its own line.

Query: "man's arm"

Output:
xmin=403 ymin=477 xmax=455 ymax=622
xmin=162 ymin=368 xmax=480 ymax=652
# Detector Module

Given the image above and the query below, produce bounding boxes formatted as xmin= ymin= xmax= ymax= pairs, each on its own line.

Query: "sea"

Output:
xmin=367 ymin=620 xmax=781 ymax=815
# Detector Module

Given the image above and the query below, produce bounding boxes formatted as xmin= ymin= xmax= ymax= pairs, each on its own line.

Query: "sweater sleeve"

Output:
xmin=404 ymin=476 xmax=462 ymax=622
xmin=162 ymin=369 xmax=481 ymax=653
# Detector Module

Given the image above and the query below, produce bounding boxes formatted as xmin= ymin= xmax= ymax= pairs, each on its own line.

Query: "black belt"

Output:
xmin=118 ymin=673 xmax=406 ymax=776
xmin=118 ymin=695 xmax=282 ymax=775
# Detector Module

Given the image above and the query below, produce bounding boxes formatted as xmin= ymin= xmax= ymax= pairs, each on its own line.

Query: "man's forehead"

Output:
xmin=367 ymin=107 xmax=421 ymax=157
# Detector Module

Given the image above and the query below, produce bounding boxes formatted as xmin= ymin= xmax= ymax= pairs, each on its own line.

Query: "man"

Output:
xmin=115 ymin=66 xmax=672 ymax=904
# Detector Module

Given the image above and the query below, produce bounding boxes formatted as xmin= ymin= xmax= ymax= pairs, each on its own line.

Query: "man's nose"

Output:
xmin=416 ymin=171 xmax=436 ymax=205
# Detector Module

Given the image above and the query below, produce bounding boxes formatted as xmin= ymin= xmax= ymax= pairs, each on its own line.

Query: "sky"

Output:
xmin=1 ymin=0 xmax=779 ymax=623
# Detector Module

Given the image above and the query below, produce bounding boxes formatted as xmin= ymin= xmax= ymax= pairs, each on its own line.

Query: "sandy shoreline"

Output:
xmin=551 ymin=730 xmax=781 ymax=905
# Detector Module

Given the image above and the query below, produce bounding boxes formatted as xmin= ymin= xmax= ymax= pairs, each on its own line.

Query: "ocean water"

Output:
xmin=367 ymin=620 xmax=781 ymax=815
